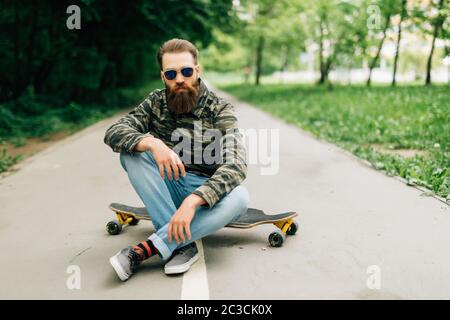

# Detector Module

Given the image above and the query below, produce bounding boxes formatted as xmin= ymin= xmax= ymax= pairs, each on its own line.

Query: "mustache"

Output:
xmin=175 ymin=85 xmax=187 ymax=91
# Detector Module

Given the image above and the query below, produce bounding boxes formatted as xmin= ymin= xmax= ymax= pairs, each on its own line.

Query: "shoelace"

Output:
xmin=176 ymin=243 xmax=195 ymax=255
xmin=128 ymin=249 xmax=142 ymax=269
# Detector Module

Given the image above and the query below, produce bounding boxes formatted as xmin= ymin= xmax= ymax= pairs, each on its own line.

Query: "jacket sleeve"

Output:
xmin=192 ymin=102 xmax=247 ymax=208
xmin=104 ymin=96 xmax=154 ymax=153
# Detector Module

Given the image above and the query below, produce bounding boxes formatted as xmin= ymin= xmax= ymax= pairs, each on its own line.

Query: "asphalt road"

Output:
xmin=0 ymin=84 xmax=448 ymax=299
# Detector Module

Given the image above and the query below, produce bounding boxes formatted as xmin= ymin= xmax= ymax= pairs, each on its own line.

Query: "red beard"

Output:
xmin=166 ymin=80 xmax=200 ymax=114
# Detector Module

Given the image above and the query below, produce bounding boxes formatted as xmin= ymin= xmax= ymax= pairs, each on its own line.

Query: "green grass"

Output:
xmin=0 ymin=79 xmax=163 ymax=174
xmin=219 ymin=83 xmax=450 ymax=199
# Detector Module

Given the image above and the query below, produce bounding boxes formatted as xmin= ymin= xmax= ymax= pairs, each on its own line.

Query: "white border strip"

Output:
xmin=181 ymin=240 xmax=210 ymax=300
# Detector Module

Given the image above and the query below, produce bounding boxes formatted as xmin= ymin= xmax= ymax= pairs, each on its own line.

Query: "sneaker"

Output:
xmin=109 ymin=246 xmax=142 ymax=281
xmin=164 ymin=242 xmax=199 ymax=275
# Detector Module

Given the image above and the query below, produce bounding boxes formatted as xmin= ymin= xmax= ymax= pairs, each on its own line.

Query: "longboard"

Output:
xmin=106 ymin=202 xmax=299 ymax=247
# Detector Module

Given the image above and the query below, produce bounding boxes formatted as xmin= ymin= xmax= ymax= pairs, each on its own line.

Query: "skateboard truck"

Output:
xmin=269 ymin=219 xmax=299 ymax=247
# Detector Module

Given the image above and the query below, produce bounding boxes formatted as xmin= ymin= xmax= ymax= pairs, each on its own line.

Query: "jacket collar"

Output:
xmin=191 ymin=77 xmax=209 ymax=118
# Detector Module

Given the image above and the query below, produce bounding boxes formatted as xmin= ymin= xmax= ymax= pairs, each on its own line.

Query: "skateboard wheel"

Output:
xmin=286 ymin=221 xmax=299 ymax=236
xmin=129 ymin=218 xmax=140 ymax=226
xmin=269 ymin=231 xmax=285 ymax=247
xmin=107 ymin=220 xmax=122 ymax=235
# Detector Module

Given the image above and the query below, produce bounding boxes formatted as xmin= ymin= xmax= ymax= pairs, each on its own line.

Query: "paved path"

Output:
xmin=0 ymin=83 xmax=448 ymax=299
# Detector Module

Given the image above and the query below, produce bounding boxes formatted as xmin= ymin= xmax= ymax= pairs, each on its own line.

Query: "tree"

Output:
xmin=424 ymin=0 xmax=448 ymax=85
xmin=233 ymin=0 xmax=304 ymax=85
xmin=265 ymin=4 xmax=306 ymax=80
xmin=0 ymin=0 xmax=236 ymax=104
xmin=366 ymin=0 xmax=399 ymax=86
xmin=305 ymin=0 xmax=364 ymax=86
xmin=392 ymin=0 xmax=408 ymax=86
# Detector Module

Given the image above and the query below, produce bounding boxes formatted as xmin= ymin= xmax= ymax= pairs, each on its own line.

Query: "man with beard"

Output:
xmin=104 ymin=38 xmax=248 ymax=281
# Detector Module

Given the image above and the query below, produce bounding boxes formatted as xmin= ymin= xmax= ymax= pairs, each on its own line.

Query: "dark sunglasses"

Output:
xmin=163 ymin=67 xmax=194 ymax=80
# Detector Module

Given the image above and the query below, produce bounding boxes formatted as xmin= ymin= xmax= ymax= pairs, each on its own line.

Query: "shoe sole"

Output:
xmin=110 ymin=254 xmax=130 ymax=281
xmin=164 ymin=253 xmax=199 ymax=275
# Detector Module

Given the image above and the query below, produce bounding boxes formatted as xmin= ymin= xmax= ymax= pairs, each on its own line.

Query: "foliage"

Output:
xmin=0 ymin=0 xmax=235 ymax=173
xmin=0 ymin=79 xmax=163 ymax=173
xmin=204 ymin=0 xmax=449 ymax=86
xmin=0 ymin=149 xmax=21 ymax=174
xmin=0 ymin=0 xmax=235 ymax=104
xmin=216 ymin=0 xmax=306 ymax=80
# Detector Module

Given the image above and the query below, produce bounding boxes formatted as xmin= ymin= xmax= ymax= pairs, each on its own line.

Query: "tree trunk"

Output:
xmin=255 ymin=35 xmax=264 ymax=86
xmin=324 ymin=56 xmax=334 ymax=88
xmin=392 ymin=0 xmax=407 ymax=87
xmin=425 ymin=0 xmax=445 ymax=86
xmin=26 ymin=0 xmax=38 ymax=89
xmin=317 ymin=16 xmax=325 ymax=85
xmin=448 ymin=45 xmax=450 ymax=85
xmin=425 ymin=29 xmax=438 ymax=86
xmin=367 ymin=14 xmax=391 ymax=86
xmin=348 ymin=63 xmax=352 ymax=86
xmin=279 ymin=45 xmax=290 ymax=83
xmin=34 ymin=59 xmax=53 ymax=94
xmin=280 ymin=45 xmax=290 ymax=73
xmin=14 ymin=1 xmax=21 ymax=98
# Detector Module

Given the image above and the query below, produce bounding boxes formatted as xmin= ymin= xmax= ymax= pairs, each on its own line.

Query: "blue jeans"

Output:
xmin=119 ymin=151 xmax=249 ymax=260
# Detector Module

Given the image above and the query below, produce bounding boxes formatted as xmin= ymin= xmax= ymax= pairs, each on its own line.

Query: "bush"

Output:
xmin=0 ymin=106 xmax=23 ymax=137
xmin=0 ymin=149 xmax=21 ymax=174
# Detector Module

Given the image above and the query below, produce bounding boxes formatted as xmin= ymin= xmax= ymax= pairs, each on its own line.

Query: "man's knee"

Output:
xmin=119 ymin=151 xmax=156 ymax=171
xmin=227 ymin=185 xmax=249 ymax=216
xmin=119 ymin=152 xmax=138 ymax=171
xmin=119 ymin=152 xmax=130 ymax=171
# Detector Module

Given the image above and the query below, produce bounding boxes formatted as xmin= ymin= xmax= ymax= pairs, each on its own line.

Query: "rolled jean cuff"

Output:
xmin=149 ymin=233 xmax=171 ymax=261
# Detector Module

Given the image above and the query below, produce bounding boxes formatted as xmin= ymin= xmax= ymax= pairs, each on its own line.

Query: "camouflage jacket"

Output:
xmin=104 ymin=78 xmax=247 ymax=208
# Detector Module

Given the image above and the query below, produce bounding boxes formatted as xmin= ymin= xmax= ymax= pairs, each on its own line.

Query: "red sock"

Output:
xmin=133 ymin=240 xmax=158 ymax=260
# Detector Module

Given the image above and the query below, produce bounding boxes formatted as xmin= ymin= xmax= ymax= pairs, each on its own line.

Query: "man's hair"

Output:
xmin=157 ymin=38 xmax=199 ymax=70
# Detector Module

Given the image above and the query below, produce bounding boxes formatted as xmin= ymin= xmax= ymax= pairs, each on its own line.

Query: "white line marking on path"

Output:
xmin=181 ymin=240 xmax=210 ymax=300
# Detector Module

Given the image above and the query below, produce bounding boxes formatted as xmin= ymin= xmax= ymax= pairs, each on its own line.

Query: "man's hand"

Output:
xmin=168 ymin=194 xmax=206 ymax=244
xmin=136 ymin=136 xmax=186 ymax=180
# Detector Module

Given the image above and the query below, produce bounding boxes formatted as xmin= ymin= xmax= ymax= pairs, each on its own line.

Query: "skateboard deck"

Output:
xmin=106 ymin=202 xmax=299 ymax=247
